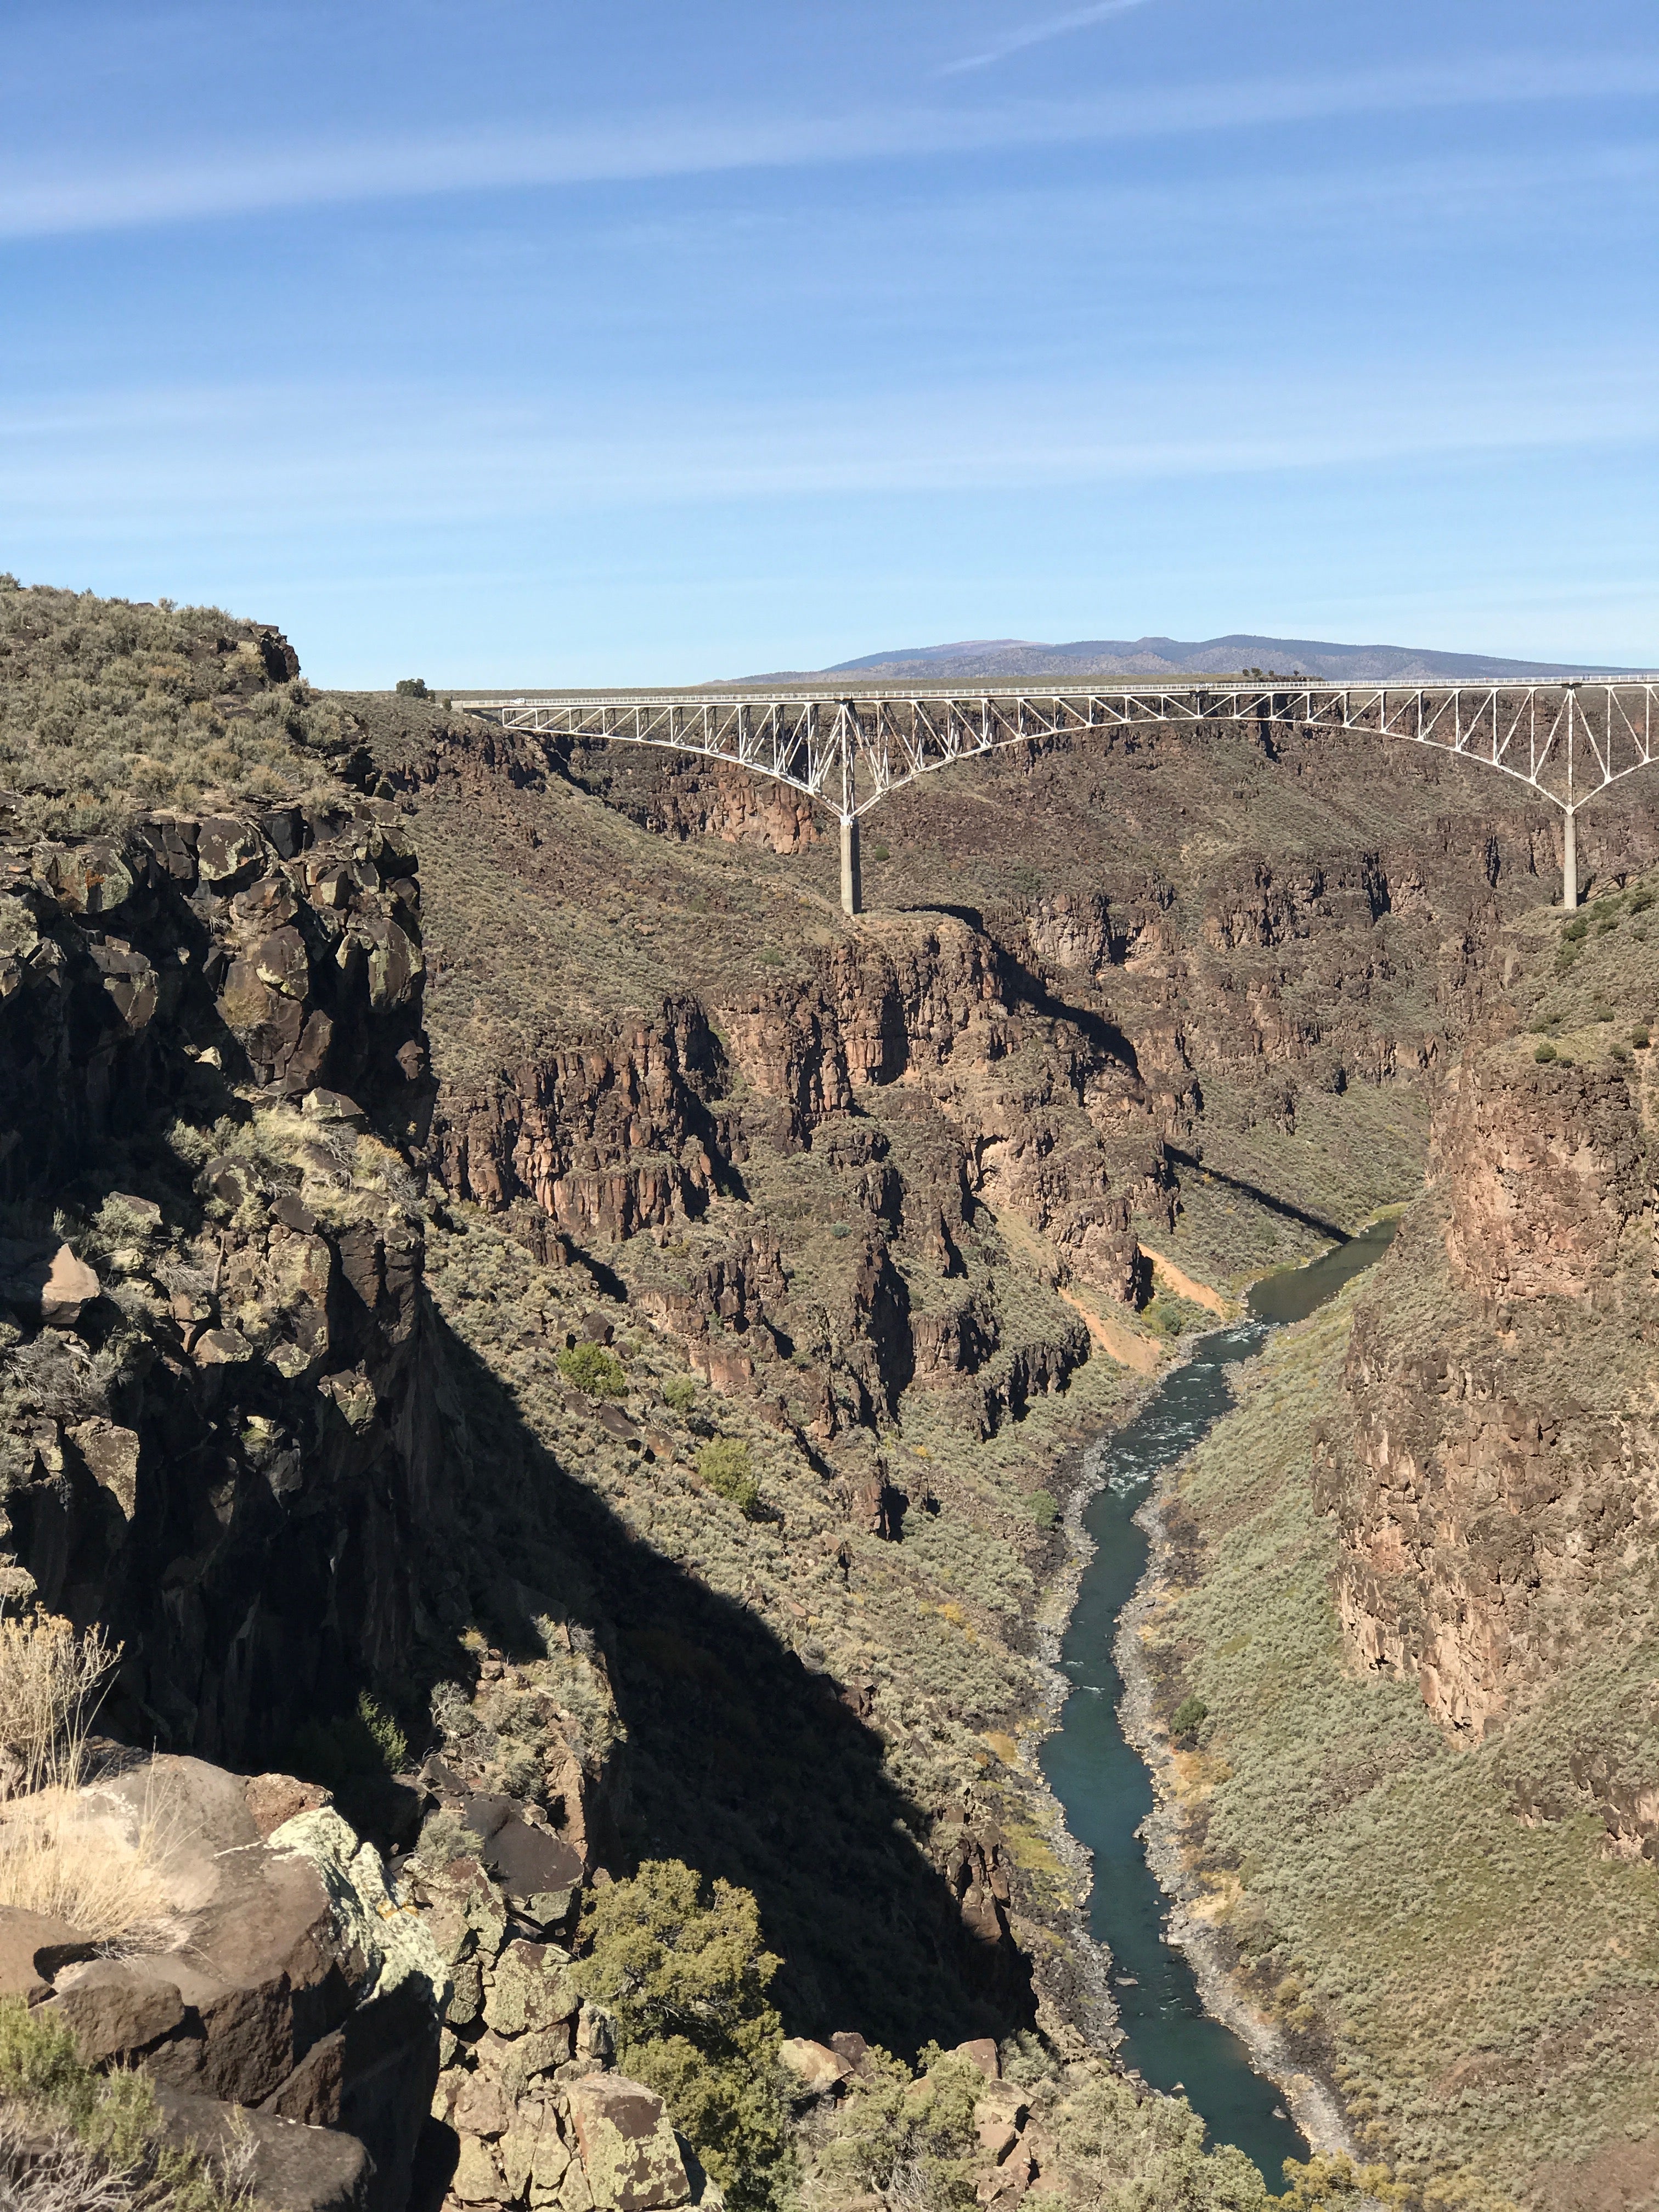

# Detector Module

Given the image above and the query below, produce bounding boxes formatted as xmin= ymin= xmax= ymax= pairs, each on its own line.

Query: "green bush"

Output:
xmin=662 ymin=1374 xmax=699 ymax=1414
xmin=1633 ymin=1026 xmax=1651 ymax=1049
xmin=0 ymin=1995 xmax=245 ymax=2208
xmin=1533 ymin=1042 xmax=1557 ymax=1063
xmin=1029 ymin=1489 xmax=1059 ymax=1532
xmin=573 ymin=1860 xmax=791 ymax=2210
xmin=807 ymin=2049 xmax=982 ymax=2210
xmin=1562 ymin=916 xmax=1589 ymax=942
xmin=1171 ymin=1694 xmax=1209 ymax=1742
xmin=395 ymin=676 xmax=429 ymax=697
xmin=869 ymin=842 xmax=891 ymax=863
xmin=1629 ymin=889 xmax=1655 ymax=915
xmin=291 ymin=1689 xmax=409 ymax=1788
xmin=557 ymin=1341 xmax=629 ymax=1397
xmin=698 ymin=1438 xmax=760 ymax=1516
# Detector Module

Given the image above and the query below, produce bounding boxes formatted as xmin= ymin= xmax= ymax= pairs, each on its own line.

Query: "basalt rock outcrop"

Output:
xmin=1327 ymin=1025 xmax=1659 ymax=1751
xmin=0 ymin=796 xmax=445 ymax=1764
xmin=1437 ymin=1043 xmax=1646 ymax=1301
xmin=2 ymin=1754 xmax=446 ymax=2212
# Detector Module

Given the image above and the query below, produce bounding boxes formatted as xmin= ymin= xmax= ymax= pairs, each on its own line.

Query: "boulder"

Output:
xmin=246 ymin=1773 xmax=334 ymax=1839
xmin=51 ymin=1957 xmax=186 ymax=2063
xmin=955 ymin=2038 xmax=1000 ymax=2081
xmin=461 ymin=1797 xmax=584 ymax=1906
xmin=36 ymin=1760 xmax=446 ymax=2212
xmin=0 ymin=1908 xmax=97 ymax=2003
xmin=0 ymin=1239 xmax=99 ymax=1325
xmin=483 ymin=1939 xmax=580 ymax=2039
xmin=196 ymin=817 xmax=264 ymax=887
xmin=65 ymin=1419 xmax=140 ymax=1519
xmin=155 ymin=2085 xmax=369 ymax=2212
xmin=303 ymin=1090 xmax=369 ymax=1130
xmin=828 ymin=2031 xmax=874 ymax=2080
xmin=565 ymin=2075 xmax=690 ymax=2212
xmin=777 ymin=2038 xmax=849 ymax=2097
xmin=973 ymin=2082 xmax=1029 ymax=2162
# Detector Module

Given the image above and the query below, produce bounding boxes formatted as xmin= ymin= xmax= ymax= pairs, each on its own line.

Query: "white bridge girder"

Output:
xmin=455 ymin=681 xmax=1659 ymax=915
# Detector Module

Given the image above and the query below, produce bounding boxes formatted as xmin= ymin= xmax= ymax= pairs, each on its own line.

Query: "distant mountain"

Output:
xmin=730 ymin=633 xmax=1643 ymax=685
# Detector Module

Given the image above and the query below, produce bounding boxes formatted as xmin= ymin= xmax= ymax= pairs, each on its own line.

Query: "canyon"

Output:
xmin=2 ymin=579 xmax=1658 ymax=2210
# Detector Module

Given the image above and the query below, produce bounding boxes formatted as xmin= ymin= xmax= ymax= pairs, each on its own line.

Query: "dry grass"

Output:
xmin=0 ymin=1613 xmax=171 ymax=1944
xmin=0 ymin=2127 xmax=138 ymax=2211
xmin=0 ymin=1784 xmax=174 ymax=1947
xmin=0 ymin=1612 xmax=119 ymax=1798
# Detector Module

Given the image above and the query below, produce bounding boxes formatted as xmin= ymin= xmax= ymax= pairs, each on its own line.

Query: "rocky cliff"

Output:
xmin=1328 ymin=903 xmax=1659 ymax=1788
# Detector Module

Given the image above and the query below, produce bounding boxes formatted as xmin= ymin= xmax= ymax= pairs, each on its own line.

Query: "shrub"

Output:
xmin=1629 ymin=889 xmax=1655 ymax=915
xmin=394 ymin=676 xmax=429 ymax=697
xmin=0 ymin=1610 xmax=119 ymax=1795
xmin=1562 ymin=916 xmax=1589 ymax=941
xmin=662 ymin=1374 xmax=698 ymax=1415
xmin=1633 ymin=1026 xmax=1651 ymax=1049
xmin=556 ymin=1342 xmax=629 ymax=1397
xmin=698 ymin=1438 xmax=760 ymax=1516
xmin=868 ymin=842 xmax=891 ymax=862
xmin=1280 ymin=2151 xmax=1408 ymax=2207
xmin=805 ymin=2049 xmax=981 ymax=2211
xmin=290 ymin=1690 xmax=409 ymax=1790
xmin=573 ymin=1860 xmax=791 ymax=2210
xmin=0 ymin=1997 xmax=252 ymax=2209
xmin=1533 ymin=1042 xmax=1557 ymax=1063
xmin=1029 ymin=1489 xmax=1059 ymax=1532
xmin=1171 ymin=1694 xmax=1209 ymax=1742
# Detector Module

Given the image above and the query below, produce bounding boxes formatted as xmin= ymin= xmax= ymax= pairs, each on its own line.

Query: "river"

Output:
xmin=1039 ymin=1215 xmax=1399 ymax=2192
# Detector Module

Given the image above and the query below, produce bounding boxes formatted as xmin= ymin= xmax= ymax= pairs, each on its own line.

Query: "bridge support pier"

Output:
xmin=840 ymin=816 xmax=862 ymax=917
xmin=1563 ymin=809 xmax=1578 ymax=909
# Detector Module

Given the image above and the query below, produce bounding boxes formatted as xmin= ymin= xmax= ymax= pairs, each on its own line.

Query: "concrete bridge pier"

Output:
xmin=840 ymin=816 xmax=862 ymax=917
xmin=1563 ymin=808 xmax=1578 ymax=909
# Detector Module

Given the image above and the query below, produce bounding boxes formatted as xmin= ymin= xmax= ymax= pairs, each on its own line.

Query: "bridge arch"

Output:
xmin=456 ymin=680 xmax=1659 ymax=915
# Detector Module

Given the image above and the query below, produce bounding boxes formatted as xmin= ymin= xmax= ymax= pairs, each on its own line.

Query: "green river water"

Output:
xmin=1040 ymin=1216 xmax=1399 ymax=2191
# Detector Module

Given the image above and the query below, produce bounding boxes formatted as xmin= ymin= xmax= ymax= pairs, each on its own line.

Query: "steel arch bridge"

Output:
xmin=454 ymin=679 xmax=1659 ymax=915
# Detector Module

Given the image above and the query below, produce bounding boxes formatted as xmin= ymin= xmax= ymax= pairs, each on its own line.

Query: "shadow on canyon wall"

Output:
xmin=433 ymin=1314 xmax=1029 ymax=2062
xmin=1164 ymin=1146 xmax=1351 ymax=1243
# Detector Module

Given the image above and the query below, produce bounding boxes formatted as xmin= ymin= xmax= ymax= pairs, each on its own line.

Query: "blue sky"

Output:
xmin=3 ymin=1 xmax=1656 ymax=683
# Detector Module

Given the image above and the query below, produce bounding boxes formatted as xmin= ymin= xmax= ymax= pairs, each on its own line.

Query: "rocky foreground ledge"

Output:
xmin=0 ymin=1748 xmax=1087 ymax=2212
xmin=0 ymin=1751 xmax=707 ymax=2212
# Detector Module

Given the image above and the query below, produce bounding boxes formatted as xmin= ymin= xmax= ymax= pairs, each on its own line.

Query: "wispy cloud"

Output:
xmin=2 ymin=350 xmax=1652 ymax=524
xmin=1 ymin=51 xmax=1656 ymax=242
xmin=940 ymin=0 xmax=1153 ymax=77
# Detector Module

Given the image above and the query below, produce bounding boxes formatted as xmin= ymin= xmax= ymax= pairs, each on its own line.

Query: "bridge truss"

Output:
xmin=455 ymin=680 xmax=1659 ymax=914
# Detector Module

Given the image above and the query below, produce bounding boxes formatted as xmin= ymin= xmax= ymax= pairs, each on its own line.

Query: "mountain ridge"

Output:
xmin=729 ymin=631 xmax=1645 ymax=685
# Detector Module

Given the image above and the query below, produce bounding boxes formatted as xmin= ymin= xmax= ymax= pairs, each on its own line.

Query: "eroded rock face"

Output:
xmin=1328 ymin=1028 xmax=1659 ymax=1747
xmin=430 ymin=1000 xmax=726 ymax=1240
xmin=1438 ymin=1044 xmax=1645 ymax=1301
xmin=0 ymin=802 xmax=451 ymax=1767
xmin=1 ymin=801 xmax=430 ymax=1209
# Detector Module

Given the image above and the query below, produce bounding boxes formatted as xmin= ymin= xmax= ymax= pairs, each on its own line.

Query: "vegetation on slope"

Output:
xmin=1143 ymin=1273 xmax=1659 ymax=2208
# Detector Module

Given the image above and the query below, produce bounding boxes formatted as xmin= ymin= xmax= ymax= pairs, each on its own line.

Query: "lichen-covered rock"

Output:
xmin=483 ymin=1939 xmax=580 ymax=2038
xmin=565 ymin=2075 xmax=690 ymax=2212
